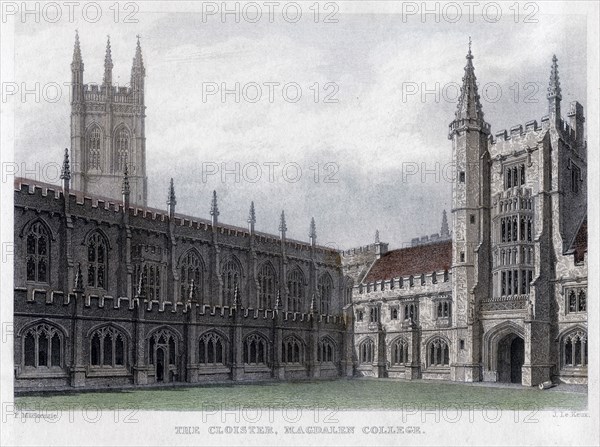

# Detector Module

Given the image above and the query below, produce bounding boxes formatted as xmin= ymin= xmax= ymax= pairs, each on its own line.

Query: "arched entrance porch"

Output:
xmin=483 ymin=321 xmax=526 ymax=385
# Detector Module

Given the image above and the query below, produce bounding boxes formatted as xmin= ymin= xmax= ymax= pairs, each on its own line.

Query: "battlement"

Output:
xmin=14 ymin=177 xmax=339 ymax=255
xmin=490 ymin=102 xmax=584 ymax=149
xmin=410 ymin=232 xmax=451 ymax=247
xmin=355 ymin=268 xmax=452 ymax=297
xmin=341 ymin=243 xmax=378 ymax=257
xmin=17 ymin=286 xmax=342 ymax=324
xmin=82 ymin=83 xmax=135 ymax=104
xmin=490 ymin=118 xmax=546 ymax=145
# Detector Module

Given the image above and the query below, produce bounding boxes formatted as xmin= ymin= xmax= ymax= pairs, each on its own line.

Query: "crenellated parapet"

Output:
xmin=82 ymin=84 xmax=136 ymax=104
xmin=14 ymin=178 xmax=340 ymax=262
xmin=15 ymin=284 xmax=343 ymax=325
xmin=354 ymin=267 xmax=452 ymax=300
xmin=490 ymin=102 xmax=585 ymax=155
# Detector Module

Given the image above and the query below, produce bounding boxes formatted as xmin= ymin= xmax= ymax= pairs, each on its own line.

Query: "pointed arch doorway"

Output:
xmin=497 ymin=334 xmax=524 ymax=384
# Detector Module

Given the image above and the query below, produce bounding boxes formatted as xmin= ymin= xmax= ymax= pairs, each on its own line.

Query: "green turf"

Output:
xmin=15 ymin=379 xmax=586 ymax=411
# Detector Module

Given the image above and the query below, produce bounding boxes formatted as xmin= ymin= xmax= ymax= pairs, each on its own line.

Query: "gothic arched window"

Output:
xmin=282 ymin=337 xmax=304 ymax=364
xmin=258 ymin=262 xmax=276 ymax=309
xmin=115 ymin=127 xmax=130 ymax=173
xmin=287 ymin=268 xmax=305 ymax=313
xmin=428 ymin=338 xmax=450 ymax=366
xmin=391 ymin=338 xmax=409 ymax=365
xmin=198 ymin=331 xmax=226 ymax=366
xmin=22 ymin=323 xmax=63 ymax=369
xmin=180 ymin=251 xmax=203 ymax=303
xmin=562 ymin=330 xmax=587 ymax=368
xmin=359 ymin=338 xmax=374 ymax=364
xmin=567 ymin=289 xmax=586 ymax=314
xmin=317 ymin=337 xmax=335 ymax=363
xmin=87 ymin=126 xmax=102 ymax=170
xmin=318 ymin=273 xmax=333 ymax=315
xmin=221 ymin=259 xmax=241 ymax=306
xmin=26 ymin=221 xmax=49 ymax=283
xmin=404 ymin=303 xmax=416 ymax=321
xmin=149 ymin=264 xmax=162 ymax=301
xmin=243 ymin=333 xmax=268 ymax=366
xmin=87 ymin=232 xmax=108 ymax=289
xmin=90 ymin=326 xmax=126 ymax=367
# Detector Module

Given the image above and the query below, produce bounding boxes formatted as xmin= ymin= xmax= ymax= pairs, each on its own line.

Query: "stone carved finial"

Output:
xmin=441 ymin=209 xmax=450 ymax=237
xmin=60 ymin=148 xmax=71 ymax=181
xmin=375 ymin=229 xmax=380 ymax=244
xmin=279 ymin=210 xmax=287 ymax=234
xmin=275 ymin=290 xmax=282 ymax=309
xmin=210 ymin=190 xmax=220 ymax=227
xmin=167 ymin=178 xmax=177 ymax=207
xmin=72 ymin=29 xmax=82 ymax=65
xmin=548 ymin=54 xmax=562 ymax=100
xmin=131 ymin=34 xmax=145 ymax=78
xmin=309 ymin=217 xmax=317 ymax=245
xmin=210 ymin=190 xmax=219 ymax=217
xmin=248 ymin=201 xmax=256 ymax=226
xmin=103 ymin=35 xmax=113 ymax=85
xmin=248 ymin=201 xmax=256 ymax=234
xmin=121 ymin=163 xmax=130 ymax=196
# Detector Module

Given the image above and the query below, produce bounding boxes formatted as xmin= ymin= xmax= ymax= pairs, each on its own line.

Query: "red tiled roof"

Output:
xmin=568 ymin=216 xmax=587 ymax=264
xmin=364 ymin=240 xmax=452 ymax=282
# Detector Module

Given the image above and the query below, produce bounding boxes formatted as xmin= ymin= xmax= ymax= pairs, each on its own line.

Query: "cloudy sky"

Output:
xmin=11 ymin=2 xmax=587 ymax=249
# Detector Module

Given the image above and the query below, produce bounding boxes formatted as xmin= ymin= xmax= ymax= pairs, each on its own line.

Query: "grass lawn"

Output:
xmin=15 ymin=379 xmax=587 ymax=411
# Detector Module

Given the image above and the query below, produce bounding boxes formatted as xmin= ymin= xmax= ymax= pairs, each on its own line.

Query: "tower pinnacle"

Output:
xmin=309 ymin=217 xmax=317 ymax=245
xmin=547 ymin=55 xmax=562 ymax=125
xmin=210 ymin=190 xmax=219 ymax=226
xmin=121 ymin=163 xmax=130 ymax=196
xmin=547 ymin=54 xmax=562 ymax=100
xmin=167 ymin=178 xmax=176 ymax=206
xmin=103 ymin=35 xmax=113 ymax=85
xmin=248 ymin=201 xmax=256 ymax=233
xmin=167 ymin=178 xmax=176 ymax=217
xmin=60 ymin=148 xmax=71 ymax=181
xmin=279 ymin=210 xmax=287 ymax=235
xmin=441 ymin=210 xmax=450 ymax=237
xmin=131 ymin=34 xmax=145 ymax=75
xmin=72 ymin=30 xmax=83 ymax=67
xmin=130 ymin=35 xmax=145 ymax=105
xmin=450 ymin=38 xmax=487 ymax=132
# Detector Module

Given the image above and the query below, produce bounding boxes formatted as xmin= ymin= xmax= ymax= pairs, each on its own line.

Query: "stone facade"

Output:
xmin=346 ymin=49 xmax=588 ymax=386
xmin=13 ymin=36 xmax=587 ymax=390
xmin=14 ymin=176 xmax=350 ymax=389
